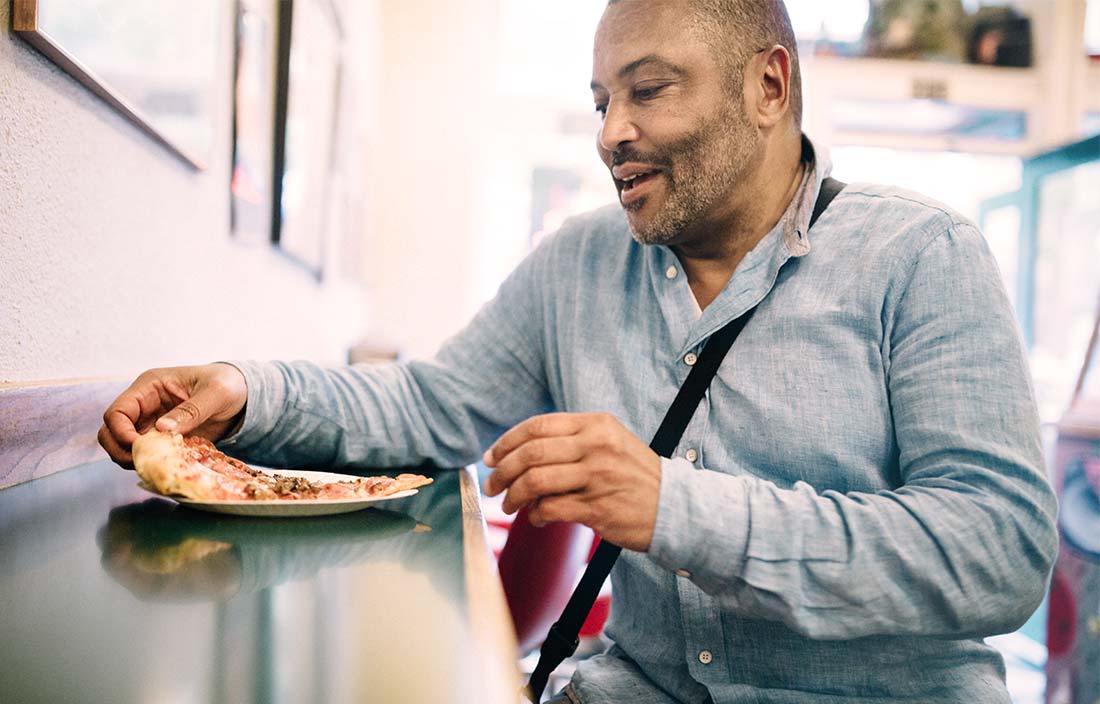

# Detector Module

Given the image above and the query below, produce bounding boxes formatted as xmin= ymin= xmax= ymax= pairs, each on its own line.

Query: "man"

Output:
xmin=100 ymin=0 xmax=1057 ymax=701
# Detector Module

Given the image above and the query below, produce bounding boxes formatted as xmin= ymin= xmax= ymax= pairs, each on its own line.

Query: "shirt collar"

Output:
xmin=675 ymin=134 xmax=833 ymax=349
xmin=782 ymin=133 xmax=832 ymax=258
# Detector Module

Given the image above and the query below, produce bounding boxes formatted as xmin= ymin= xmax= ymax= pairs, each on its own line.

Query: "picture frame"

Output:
xmin=12 ymin=0 xmax=222 ymax=169
xmin=230 ymin=0 xmax=280 ymax=245
xmin=271 ymin=0 xmax=344 ymax=279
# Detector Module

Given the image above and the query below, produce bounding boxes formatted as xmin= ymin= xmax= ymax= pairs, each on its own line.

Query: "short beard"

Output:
xmin=626 ymin=102 xmax=756 ymax=246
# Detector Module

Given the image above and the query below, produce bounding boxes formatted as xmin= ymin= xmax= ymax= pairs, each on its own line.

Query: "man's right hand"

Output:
xmin=98 ymin=363 xmax=248 ymax=469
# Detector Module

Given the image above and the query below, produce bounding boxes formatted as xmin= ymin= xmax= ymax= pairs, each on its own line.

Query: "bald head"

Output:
xmin=607 ymin=0 xmax=802 ymax=126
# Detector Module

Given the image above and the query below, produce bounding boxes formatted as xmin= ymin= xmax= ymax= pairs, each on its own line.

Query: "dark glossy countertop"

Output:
xmin=0 ymin=460 xmax=519 ymax=703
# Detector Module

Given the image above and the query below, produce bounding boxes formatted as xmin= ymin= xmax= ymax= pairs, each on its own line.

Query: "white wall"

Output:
xmin=359 ymin=0 xmax=510 ymax=360
xmin=0 ymin=1 xmax=366 ymax=385
xmin=0 ymin=0 xmax=599 ymax=379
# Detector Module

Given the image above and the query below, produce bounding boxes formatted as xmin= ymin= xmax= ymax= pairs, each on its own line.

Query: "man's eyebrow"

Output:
xmin=590 ymin=55 xmax=687 ymax=91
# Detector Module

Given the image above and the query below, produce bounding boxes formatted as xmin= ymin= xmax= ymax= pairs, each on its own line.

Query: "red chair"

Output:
xmin=495 ymin=506 xmax=611 ymax=653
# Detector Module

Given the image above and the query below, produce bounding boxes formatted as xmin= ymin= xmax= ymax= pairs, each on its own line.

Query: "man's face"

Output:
xmin=591 ymin=1 xmax=760 ymax=245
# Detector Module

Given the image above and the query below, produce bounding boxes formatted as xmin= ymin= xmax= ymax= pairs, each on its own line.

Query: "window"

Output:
xmin=1087 ymin=0 xmax=1100 ymax=56
xmin=1030 ymin=159 xmax=1100 ymax=421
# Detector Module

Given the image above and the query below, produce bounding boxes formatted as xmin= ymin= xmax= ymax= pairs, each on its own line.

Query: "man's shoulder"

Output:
xmin=837 ymin=182 xmax=976 ymax=232
xmin=827 ymin=181 xmax=984 ymax=260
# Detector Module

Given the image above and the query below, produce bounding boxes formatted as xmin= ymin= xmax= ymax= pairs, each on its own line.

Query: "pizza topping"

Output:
xmin=244 ymin=482 xmax=278 ymax=500
xmin=270 ymin=474 xmax=320 ymax=497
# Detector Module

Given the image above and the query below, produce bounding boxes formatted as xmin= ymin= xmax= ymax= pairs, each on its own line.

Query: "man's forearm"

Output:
xmin=216 ymin=359 xmax=500 ymax=469
xmin=647 ymin=456 xmax=1057 ymax=640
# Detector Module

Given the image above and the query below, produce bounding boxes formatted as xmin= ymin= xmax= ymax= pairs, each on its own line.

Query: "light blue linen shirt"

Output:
xmin=221 ymin=138 xmax=1057 ymax=703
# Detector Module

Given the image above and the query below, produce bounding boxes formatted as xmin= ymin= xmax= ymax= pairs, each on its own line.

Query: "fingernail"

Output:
xmin=157 ymin=417 xmax=178 ymax=431
xmin=482 ymin=449 xmax=493 ymax=466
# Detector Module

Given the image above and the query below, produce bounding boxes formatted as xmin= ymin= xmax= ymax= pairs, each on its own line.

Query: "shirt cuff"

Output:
xmin=647 ymin=457 xmax=752 ymax=582
xmin=215 ymin=360 xmax=289 ymax=453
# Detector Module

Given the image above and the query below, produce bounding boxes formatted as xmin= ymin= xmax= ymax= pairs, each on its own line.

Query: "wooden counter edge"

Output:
xmin=459 ymin=464 xmax=523 ymax=703
xmin=0 ymin=379 xmax=127 ymax=490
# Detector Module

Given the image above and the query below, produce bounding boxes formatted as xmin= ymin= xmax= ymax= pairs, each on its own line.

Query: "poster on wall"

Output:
xmin=12 ymin=0 xmax=221 ymax=169
xmin=271 ymin=0 xmax=343 ymax=279
xmin=231 ymin=0 xmax=279 ymax=245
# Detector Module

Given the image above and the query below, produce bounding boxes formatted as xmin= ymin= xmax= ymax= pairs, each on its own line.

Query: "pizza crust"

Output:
xmin=133 ymin=430 xmax=247 ymax=501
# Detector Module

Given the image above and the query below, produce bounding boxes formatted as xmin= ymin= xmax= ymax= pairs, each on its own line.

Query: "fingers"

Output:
xmin=482 ymin=412 xmax=660 ymax=550
xmin=99 ymin=365 xmax=248 ymax=471
xmin=154 ymin=375 xmax=233 ymax=435
xmin=527 ymin=493 xmax=593 ymax=528
xmin=101 ymin=379 xmax=167 ymax=466
xmin=154 ymin=397 xmax=208 ymax=435
xmin=484 ymin=435 xmax=585 ymax=497
xmin=100 ymin=368 xmax=193 ymax=466
xmin=102 ymin=389 xmax=148 ymax=447
xmin=483 ymin=412 xmax=587 ymax=468
xmin=155 ymin=364 xmax=247 ymax=436
xmin=98 ymin=423 xmax=134 ymax=470
xmin=500 ymin=463 xmax=589 ymax=514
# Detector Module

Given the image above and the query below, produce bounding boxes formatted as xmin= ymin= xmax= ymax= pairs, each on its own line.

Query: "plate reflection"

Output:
xmin=98 ymin=499 xmax=427 ymax=602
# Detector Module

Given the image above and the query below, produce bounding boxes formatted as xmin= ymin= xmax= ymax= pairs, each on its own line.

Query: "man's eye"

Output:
xmin=594 ymin=104 xmax=608 ymax=118
xmin=633 ymin=85 xmax=667 ymax=101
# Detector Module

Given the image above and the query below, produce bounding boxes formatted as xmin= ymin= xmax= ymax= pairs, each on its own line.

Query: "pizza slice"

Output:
xmin=132 ymin=429 xmax=432 ymax=502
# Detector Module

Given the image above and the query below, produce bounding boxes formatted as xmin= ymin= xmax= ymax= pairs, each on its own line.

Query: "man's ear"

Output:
xmin=751 ymin=44 xmax=792 ymax=129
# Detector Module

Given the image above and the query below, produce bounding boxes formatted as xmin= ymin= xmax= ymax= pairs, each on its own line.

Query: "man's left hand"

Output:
xmin=482 ymin=412 xmax=661 ymax=552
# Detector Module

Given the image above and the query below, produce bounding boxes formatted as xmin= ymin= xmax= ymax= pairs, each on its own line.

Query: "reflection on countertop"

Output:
xmin=98 ymin=498 xmax=432 ymax=602
xmin=0 ymin=460 xmax=509 ymax=703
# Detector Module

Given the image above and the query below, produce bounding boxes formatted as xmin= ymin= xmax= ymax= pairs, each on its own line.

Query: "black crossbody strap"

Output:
xmin=525 ymin=177 xmax=846 ymax=702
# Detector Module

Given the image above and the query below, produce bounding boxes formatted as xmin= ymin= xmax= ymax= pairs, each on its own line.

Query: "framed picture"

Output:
xmin=12 ymin=0 xmax=222 ymax=169
xmin=271 ymin=0 xmax=343 ymax=279
xmin=231 ymin=0 xmax=279 ymax=245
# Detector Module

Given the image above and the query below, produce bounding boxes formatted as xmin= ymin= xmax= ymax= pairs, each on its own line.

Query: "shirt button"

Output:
xmin=684 ymin=352 xmax=698 ymax=366
xmin=685 ymin=449 xmax=698 ymax=463
xmin=665 ymin=265 xmax=678 ymax=279
xmin=698 ymin=650 xmax=713 ymax=665
xmin=674 ymin=568 xmax=692 ymax=578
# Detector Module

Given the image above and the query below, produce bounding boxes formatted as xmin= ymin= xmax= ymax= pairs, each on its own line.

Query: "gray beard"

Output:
xmin=626 ymin=190 xmax=705 ymax=246
xmin=624 ymin=108 xmax=756 ymax=246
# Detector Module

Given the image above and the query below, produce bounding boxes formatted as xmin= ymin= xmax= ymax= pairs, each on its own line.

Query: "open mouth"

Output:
xmin=614 ymin=166 xmax=664 ymax=207
xmin=620 ymin=170 xmax=660 ymax=193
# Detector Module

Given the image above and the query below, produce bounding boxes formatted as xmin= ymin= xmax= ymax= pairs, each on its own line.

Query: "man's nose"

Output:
xmin=597 ymin=102 xmax=640 ymax=153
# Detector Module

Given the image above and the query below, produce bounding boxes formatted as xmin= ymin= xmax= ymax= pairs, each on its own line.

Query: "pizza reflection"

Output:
xmin=97 ymin=498 xmax=430 ymax=602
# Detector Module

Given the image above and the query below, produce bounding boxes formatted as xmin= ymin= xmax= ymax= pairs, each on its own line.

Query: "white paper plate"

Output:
xmin=137 ymin=468 xmax=420 ymax=517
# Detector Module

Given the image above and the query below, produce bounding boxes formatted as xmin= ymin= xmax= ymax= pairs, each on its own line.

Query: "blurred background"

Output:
xmin=1 ymin=0 xmax=1098 ymax=701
